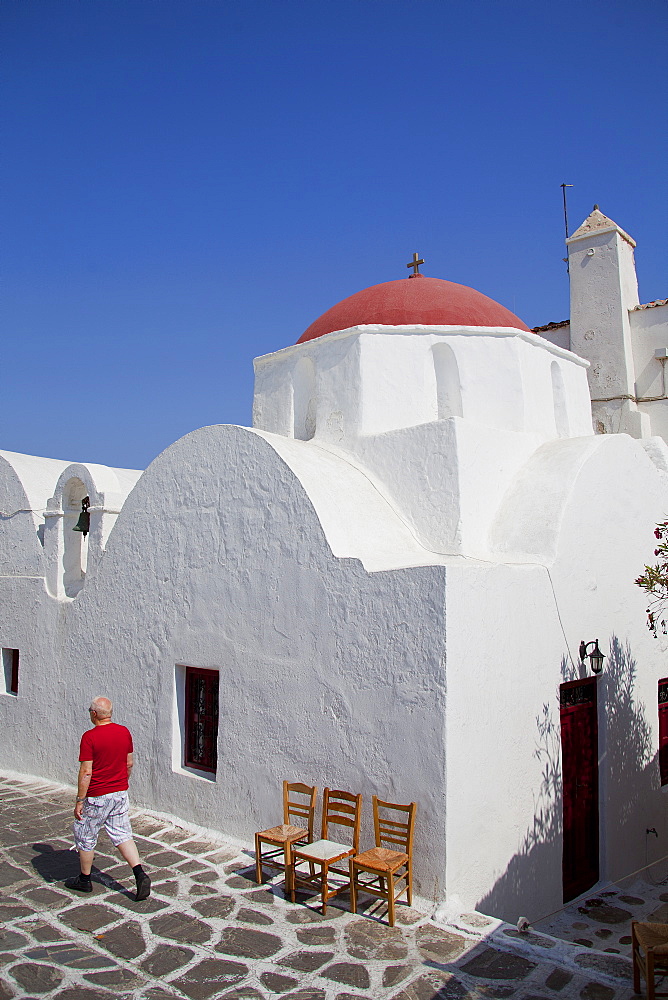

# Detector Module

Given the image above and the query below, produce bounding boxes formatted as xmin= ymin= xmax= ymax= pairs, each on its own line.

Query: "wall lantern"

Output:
xmin=73 ymin=496 xmax=90 ymax=537
xmin=579 ymin=638 xmax=605 ymax=675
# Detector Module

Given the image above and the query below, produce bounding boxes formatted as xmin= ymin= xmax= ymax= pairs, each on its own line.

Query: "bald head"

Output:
xmin=90 ymin=696 xmax=113 ymax=719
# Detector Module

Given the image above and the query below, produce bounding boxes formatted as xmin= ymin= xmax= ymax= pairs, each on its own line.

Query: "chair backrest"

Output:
xmin=321 ymin=788 xmax=362 ymax=853
xmin=373 ymin=796 xmax=417 ymax=856
xmin=283 ymin=781 xmax=317 ymax=841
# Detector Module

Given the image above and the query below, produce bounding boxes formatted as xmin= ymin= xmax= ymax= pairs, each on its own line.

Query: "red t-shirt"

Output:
xmin=79 ymin=723 xmax=134 ymax=796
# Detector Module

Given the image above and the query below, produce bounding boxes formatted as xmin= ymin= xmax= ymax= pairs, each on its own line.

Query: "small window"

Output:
xmin=2 ymin=648 xmax=19 ymax=696
xmin=659 ymin=678 xmax=668 ymax=786
xmin=184 ymin=667 xmax=219 ymax=773
xmin=433 ymin=342 xmax=463 ymax=420
xmin=293 ymin=356 xmax=317 ymax=441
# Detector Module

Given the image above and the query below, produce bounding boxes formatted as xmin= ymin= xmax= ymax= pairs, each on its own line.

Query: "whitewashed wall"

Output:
xmin=2 ymin=419 xmax=668 ymax=920
xmin=2 ymin=264 xmax=668 ymax=923
xmin=629 ymin=304 xmax=668 ymax=441
xmin=0 ymin=425 xmax=449 ymax=900
xmin=566 ymin=209 xmax=668 ymax=441
xmin=254 ymin=325 xmax=593 ymax=558
xmin=470 ymin=433 xmax=668 ymax=920
xmin=537 ymin=323 xmax=571 ymax=352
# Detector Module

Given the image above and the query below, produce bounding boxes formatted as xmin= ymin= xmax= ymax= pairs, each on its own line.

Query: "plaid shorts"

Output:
xmin=73 ymin=790 xmax=133 ymax=851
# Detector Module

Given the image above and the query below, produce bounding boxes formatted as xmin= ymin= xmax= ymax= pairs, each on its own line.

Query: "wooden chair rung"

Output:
xmin=289 ymin=787 xmax=363 ymax=915
xmin=350 ymin=795 xmax=417 ymax=927
xmin=288 ymin=782 xmax=315 ymax=794
xmin=328 ymin=803 xmax=357 ymax=816
xmin=632 ymin=921 xmax=668 ymax=1000
xmin=255 ymin=781 xmax=317 ymax=892
xmin=375 ymin=798 xmax=412 ymax=811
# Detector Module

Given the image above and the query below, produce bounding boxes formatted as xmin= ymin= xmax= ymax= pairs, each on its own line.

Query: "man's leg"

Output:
xmin=67 ymin=801 xmax=104 ymax=892
xmin=78 ymin=849 xmax=95 ymax=875
xmin=116 ymin=839 xmax=140 ymax=868
xmin=117 ymin=838 xmax=151 ymax=899
xmin=107 ymin=793 xmax=151 ymax=900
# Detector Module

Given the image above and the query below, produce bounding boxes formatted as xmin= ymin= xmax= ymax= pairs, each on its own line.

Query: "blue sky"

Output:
xmin=2 ymin=0 xmax=666 ymax=470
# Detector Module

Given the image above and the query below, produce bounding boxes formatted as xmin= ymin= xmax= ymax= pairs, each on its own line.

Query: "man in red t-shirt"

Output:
xmin=65 ymin=696 xmax=150 ymax=900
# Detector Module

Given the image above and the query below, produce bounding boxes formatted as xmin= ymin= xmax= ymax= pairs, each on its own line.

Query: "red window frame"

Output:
xmin=3 ymin=648 xmax=19 ymax=695
xmin=184 ymin=666 xmax=219 ymax=773
xmin=10 ymin=649 xmax=18 ymax=694
xmin=659 ymin=678 xmax=668 ymax=786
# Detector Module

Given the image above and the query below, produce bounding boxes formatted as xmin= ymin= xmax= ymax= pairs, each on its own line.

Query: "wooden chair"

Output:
xmin=349 ymin=795 xmax=416 ymax=926
xmin=254 ymin=781 xmax=317 ymax=893
xmin=289 ymin=788 xmax=362 ymax=915
xmin=632 ymin=921 xmax=668 ymax=1000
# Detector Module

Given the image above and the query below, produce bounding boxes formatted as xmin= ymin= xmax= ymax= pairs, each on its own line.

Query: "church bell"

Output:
xmin=73 ymin=496 xmax=90 ymax=537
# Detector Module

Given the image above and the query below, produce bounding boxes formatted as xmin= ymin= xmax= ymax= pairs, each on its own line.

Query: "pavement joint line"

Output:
xmin=0 ymin=769 xmax=642 ymax=1000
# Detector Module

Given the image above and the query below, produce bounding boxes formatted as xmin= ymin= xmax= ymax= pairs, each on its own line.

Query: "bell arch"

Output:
xmin=62 ymin=477 xmax=89 ymax=597
xmin=45 ymin=464 xmax=98 ymax=600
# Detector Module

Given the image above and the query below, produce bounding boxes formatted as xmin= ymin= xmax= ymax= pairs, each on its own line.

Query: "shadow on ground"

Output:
xmin=29 ymin=841 xmax=130 ymax=895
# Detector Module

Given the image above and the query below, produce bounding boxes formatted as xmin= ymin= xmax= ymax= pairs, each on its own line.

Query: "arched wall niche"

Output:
xmin=432 ymin=342 xmax=463 ymax=420
xmin=44 ymin=461 xmax=140 ymax=600
xmin=551 ymin=361 xmax=570 ymax=438
xmin=293 ymin=356 xmax=317 ymax=441
xmin=62 ymin=476 xmax=89 ymax=597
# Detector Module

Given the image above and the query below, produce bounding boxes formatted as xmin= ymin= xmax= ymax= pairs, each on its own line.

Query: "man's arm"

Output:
xmin=127 ymin=752 xmax=134 ymax=781
xmin=74 ymin=760 xmax=93 ymax=820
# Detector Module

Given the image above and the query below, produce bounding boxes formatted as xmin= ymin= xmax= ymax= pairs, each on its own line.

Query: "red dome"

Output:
xmin=297 ymin=274 xmax=530 ymax=344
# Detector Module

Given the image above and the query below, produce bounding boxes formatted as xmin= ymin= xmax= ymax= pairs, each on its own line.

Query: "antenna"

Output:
xmin=561 ymin=183 xmax=573 ymax=274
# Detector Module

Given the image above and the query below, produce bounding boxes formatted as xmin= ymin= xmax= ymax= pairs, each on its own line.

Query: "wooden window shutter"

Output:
xmin=184 ymin=667 xmax=219 ymax=773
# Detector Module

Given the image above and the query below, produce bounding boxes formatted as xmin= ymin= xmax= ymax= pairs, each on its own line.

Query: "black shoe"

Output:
xmin=65 ymin=875 xmax=93 ymax=893
xmin=135 ymin=872 xmax=151 ymax=901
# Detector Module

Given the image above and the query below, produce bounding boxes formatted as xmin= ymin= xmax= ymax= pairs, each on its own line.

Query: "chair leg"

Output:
xmin=349 ymin=859 xmax=357 ymax=914
xmin=648 ymin=950 xmax=655 ymax=1000
xmin=322 ymin=864 xmax=328 ymax=916
xmin=406 ymin=859 xmax=412 ymax=906
xmin=387 ymin=871 xmax=396 ymax=927
xmin=284 ymin=843 xmax=292 ymax=895
xmin=289 ymin=858 xmax=297 ymax=904
xmin=255 ymin=835 xmax=263 ymax=885
xmin=632 ymin=924 xmax=641 ymax=994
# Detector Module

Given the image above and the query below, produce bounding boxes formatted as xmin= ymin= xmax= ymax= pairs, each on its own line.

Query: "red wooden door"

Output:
xmin=184 ymin=667 xmax=219 ymax=773
xmin=659 ymin=678 xmax=668 ymax=786
xmin=560 ymin=677 xmax=599 ymax=902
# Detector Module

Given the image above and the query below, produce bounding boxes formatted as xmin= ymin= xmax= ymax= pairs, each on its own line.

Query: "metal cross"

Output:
xmin=407 ymin=252 xmax=424 ymax=275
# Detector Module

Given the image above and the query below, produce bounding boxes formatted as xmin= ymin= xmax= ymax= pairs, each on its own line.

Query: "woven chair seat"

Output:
xmin=635 ymin=922 xmax=668 ymax=959
xmin=257 ymin=824 xmax=308 ymax=844
xmin=350 ymin=796 xmax=416 ymax=927
xmin=294 ymin=838 xmax=353 ymax=862
xmin=353 ymin=847 xmax=409 ymax=872
xmin=254 ymin=781 xmax=318 ymax=897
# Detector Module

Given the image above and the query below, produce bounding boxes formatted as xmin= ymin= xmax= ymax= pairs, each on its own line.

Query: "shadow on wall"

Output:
xmin=476 ymin=688 xmax=562 ymax=923
xmin=601 ymin=636 xmax=657 ymax=880
xmin=476 ymin=638 xmax=657 ymax=922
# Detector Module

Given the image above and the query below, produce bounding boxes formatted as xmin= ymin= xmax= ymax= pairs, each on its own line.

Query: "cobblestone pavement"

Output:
xmin=534 ymin=875 xmax=668 ymax=958
xmin=0 ymin=773 xmax=638 ymax=1000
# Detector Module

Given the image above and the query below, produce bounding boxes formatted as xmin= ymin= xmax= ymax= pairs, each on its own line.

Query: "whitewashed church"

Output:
xmin=1 ymin=207 xmax=667 ymax=922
